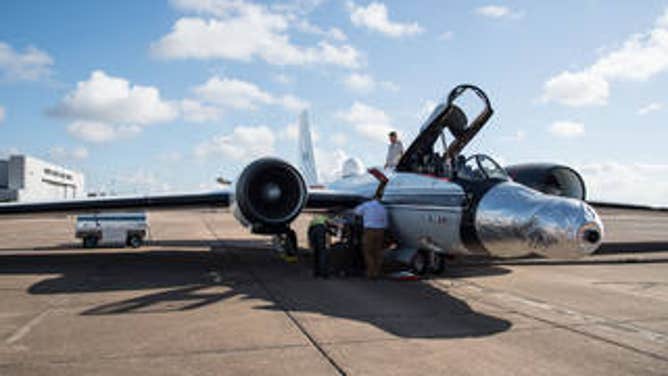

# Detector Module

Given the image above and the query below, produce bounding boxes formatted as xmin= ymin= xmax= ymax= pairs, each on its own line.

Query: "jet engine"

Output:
xmin=232 ymin=158 xmax=307 ymax=234
xmin=505 ymin=164 xmax=586 ymax=200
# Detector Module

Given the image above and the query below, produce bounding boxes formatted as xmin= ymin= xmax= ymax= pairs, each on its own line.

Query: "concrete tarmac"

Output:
xmin=0 ymin=209 xmax=667 ymax=375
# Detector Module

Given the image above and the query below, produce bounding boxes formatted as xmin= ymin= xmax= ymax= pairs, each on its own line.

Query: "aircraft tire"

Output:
xmin=285 ymin=229 xmax=298 ymax=256
xmin=431 ymin=253 xmax=446 ymax=275
xmin=127 ymin=234 xmax=143 ymax=248
xmin=411 ymin=251 xmax=428 ymax=275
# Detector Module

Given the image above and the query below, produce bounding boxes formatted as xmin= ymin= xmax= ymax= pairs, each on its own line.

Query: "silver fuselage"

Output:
xmin=327 ymin=170 xmax=604 ymax=259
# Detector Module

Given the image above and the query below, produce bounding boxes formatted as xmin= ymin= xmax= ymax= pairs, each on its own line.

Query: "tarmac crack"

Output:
xmin=201 ymin=216 xmax=345 ymax=375
xmin=247 ymin=267 xmax=347 ymax=376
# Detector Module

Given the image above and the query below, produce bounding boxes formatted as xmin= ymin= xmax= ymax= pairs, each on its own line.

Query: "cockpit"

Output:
xmin=455 ymin=154 xmax=509 ymax=182
xmin=395 ymin=85 xmax=507 ymax=182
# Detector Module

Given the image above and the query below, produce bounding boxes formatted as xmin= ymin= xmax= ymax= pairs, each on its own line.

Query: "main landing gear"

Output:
xmin=273 ymin=228 xmax=299 ymax=263
xmin=410 ymin=250 xmax=446 ymax=275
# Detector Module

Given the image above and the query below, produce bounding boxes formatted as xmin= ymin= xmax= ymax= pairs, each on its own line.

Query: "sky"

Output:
xmin=0 ymin=0 xmax=667 ymax=205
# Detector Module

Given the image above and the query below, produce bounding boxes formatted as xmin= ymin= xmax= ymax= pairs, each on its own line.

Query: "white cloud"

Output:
xmin=295 ymin=19 xmax=347 ymax=41
xmin=337 ymin=101 xmax=393 ymax=142
xmin=541 ymin=71 xmax=609 ymax=107
xmin=0 ymin=105 xmax=5 ymax=123
xmin=180 ymin=99 xmax=222 ymax=122
xmin=542 ymin=9 xmax=668 ymax=107
xmin=474 ymin=5 xmax=523 ymax=19
xmin=194 ymin=125 xmax=275 ymax=160
xmin=67 ymin=121 xmax=141 ymax=143
xmin=347 ymin=1 xmax=424 ymax=37
xmin=278 ymin=94 xmax=310 ymax=112
xmin=193 ymin=76 xmax=308 ymax=112
xmin=51 ymin=70 xmax=180 ymax=142
xmin=343 ymin=72 xmax=398 ymax=93
xmin=49 ymin=146 xmax=89 ymax=161
xmin=0 ymin=42 xmax=53 ymax=81
xmin=343 ymin=72 xmax=374 ymax=92
xmin=638 ymin=101 xmax=663 ymax=115
xmin=152 ymin=1 xmax=361 ymax=68
xmin=548 ymin=121 xmax=585 ymax=138
xmin=580 ymin=162 xmax=668 ymax=206
xmin=52 ymin=70 xmax=178 ymax=125
xmin=194 ymin=76 xmax=272 ymax=110
xmin=439 ymin=31 xmax=454 ymax=41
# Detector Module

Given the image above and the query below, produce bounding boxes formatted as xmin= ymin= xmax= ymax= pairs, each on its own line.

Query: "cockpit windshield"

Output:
xmin=456 ymin=154 xmax=509 ymax=182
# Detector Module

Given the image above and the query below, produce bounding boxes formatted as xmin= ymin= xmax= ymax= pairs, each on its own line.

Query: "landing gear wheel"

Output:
xmin=127 ymin=234 xmax=143 ymax=248
xmin=83 ymin=236 xmax=98 ymax=249
xmin=276 ymin=229 xmax=299 ymax=263
xmin=431 ymin=253 xmax=446 ymax=275
xmin=284 ymin=229 xmax=298 ymax=257
xmin=411 ymin=251 xmax=428 ymax=275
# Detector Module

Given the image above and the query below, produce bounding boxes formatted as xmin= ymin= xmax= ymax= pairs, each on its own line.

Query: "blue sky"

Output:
xmin=0 ymin=0 xmax=667 ymax=205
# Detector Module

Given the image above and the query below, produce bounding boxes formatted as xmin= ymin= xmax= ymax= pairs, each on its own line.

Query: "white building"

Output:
xmin=0 ymin=155 xmax=85 ymax=202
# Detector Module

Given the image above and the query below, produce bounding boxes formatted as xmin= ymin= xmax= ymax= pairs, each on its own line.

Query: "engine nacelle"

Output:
xmin=505 ymin=163 xmax=586 ymax=200
xmin=232 ymin=158 xmax=307 ymax=234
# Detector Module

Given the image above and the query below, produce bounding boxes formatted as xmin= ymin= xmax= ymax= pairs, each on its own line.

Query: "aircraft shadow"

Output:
xmin=0 ymin=238 xmax=270 ymax=252
xmin=596 ymin=241 xmax=668 ymax=254
xmin=0 ymin=247 xmax=513 ymax=340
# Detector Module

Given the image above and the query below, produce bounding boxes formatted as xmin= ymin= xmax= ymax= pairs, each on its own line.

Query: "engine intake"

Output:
xmin=233 ymin=158 xmax=307 ymax=233
xmin=505 ymin=164 xmax=586 ymax=200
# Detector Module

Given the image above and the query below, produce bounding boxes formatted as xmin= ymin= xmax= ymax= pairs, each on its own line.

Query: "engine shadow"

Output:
xmin=0 ymin=247 xmax=513 ymax=340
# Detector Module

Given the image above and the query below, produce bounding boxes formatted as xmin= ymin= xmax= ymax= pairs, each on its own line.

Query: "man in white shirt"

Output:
xmin=385 ymin=131 xmax=404 ymax=169
xmin=354 ymin=194 xmax=388 ymax=278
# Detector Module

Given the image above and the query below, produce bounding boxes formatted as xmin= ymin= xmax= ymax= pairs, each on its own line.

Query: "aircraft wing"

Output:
xmin=0 ymin=189 xmax=366 ymax=216
xmin=589 ymin=201 xmax=668 ymax=212
xmin=305 ymin=190 xmax=367 ymax=211
xmin=0 ymin=191 xmax=232 ymax=216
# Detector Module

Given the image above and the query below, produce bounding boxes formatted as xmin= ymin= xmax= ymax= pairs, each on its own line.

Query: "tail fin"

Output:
xmin=298 ymin=110 xmax=319 ymax=186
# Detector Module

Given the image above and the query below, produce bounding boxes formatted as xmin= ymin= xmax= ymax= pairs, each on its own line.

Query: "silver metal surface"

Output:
xmin=384 ymin=173 xmax=469 ymax=256
xmin=475 ymin=182 xmax=604 ymax=258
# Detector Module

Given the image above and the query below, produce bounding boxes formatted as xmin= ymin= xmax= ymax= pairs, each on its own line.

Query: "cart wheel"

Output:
xmin=127 ymin=234 xmax=143 ymax=248
xmin=83 ymin=236 xmax=98 ymax=249
xmin=431 ymin=253 xmax=446 ymax=275
xmin=411 ymin=250 xmax=428 ymax=275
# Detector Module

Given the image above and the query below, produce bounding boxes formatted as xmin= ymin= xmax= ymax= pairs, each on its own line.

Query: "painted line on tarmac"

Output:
xmin=5 ymin=309 xmax=54 ymax=345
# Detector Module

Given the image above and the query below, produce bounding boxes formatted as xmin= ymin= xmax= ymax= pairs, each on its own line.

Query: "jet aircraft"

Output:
xmin=0 ymin=85 xmax=606 ymax=272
